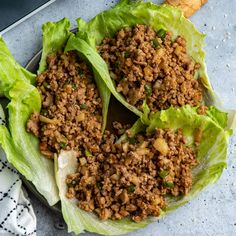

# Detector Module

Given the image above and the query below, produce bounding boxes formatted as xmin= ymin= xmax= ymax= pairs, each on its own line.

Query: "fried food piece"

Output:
xmin=165 ymin=0 xmax=208 ymax=18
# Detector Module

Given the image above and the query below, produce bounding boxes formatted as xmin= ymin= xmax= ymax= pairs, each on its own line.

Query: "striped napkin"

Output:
xmin=0 ymin=105 xmax=36 ymax=236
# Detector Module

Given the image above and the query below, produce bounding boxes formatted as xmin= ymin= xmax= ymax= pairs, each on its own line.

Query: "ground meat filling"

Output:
xmin=27 ymin=52 xmax=103 ymax=158
xmin=66 ymin=127 xmax=198 ymax=222
xmin=98 ymin=24 xmax=203 ymax=111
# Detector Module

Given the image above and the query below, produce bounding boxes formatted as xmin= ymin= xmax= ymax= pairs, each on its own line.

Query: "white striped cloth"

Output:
xmin=0 ymin=105 xmax=36 ymax=236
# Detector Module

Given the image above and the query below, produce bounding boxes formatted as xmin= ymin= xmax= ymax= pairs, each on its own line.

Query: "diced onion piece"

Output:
xmin=143 ymin=66 xmax=152 ymax=78
xmin=136 ymin=147 xmax=150 ymax=156
xmin=152 ymin=197 xmax=161 ymax=206
xmin=153 ymin=138 xmax=169 ymax=155
xmin=156 ymin=48 xmax=165 ymax=57
xmin=76 ymin=112 xmax=85 ymax=122
xmin=39 ymin=115 xmax=58 ymax=124
xmin=79 ymin=157 xmax=87 ymax=166
xmin=122 ymin=142 xmax=129 ymax=153
xmin=111 ymin=174 xmax=120 ymax=181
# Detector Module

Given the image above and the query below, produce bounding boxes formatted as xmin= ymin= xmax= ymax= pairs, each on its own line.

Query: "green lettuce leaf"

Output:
xmin=0 ymin=37 xmax=36 ymax=97
xmin=0 ymin=18 xmax=113 ymax=205
xmin=76 ymin=0 xmax=216 ymax=114
xmin=138 ymin=105 xmax=231 ymax=214
xmin=64 ymin=34 xmax=113 ymax=130
xmin=40 ymin=19 xmax=111 ymax=131
xmin=0 ymin=18 xmax=75 ymax=205
xmin=38 ymin=18 xmax=72 ymax=74
xmin=0 ymin=80 xmax=59 ymax=205
xmin=55 ymin=105 xmax=231 ymax=235
xmin=55 ymin=151 xmax=154 ymax=235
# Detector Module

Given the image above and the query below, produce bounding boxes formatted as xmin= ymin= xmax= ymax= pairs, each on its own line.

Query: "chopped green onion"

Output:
xmin=55 ymin=94 xmax=60 ymax=102
xmin=60 ymin=142 xmax=66 ymax=149
xmin=72 ymin=83 xmax=77 ymax=89
xmin=41 ymin=125 xmax=46 ymax=132
xmin=151 ymin=38 xmax=160 ymax=48
xmin=80 ymin=103 xmax=87 ymax=109
xmin=67 ymin=180 xmax=76 ymax=188
xmin=157 ymin=29 xmax=166 ymax=40
xmin=96 ymin=181 xmax=102 ymax=188
xmin=128 ymin=137 xmax=137 ymax=145
xmin=124 ymin=51 xmax=130 ymax=58
xmin=85 ymin=149 xmax=92 ymax=157
xmin=41 ymin=109 xmax=49 ymax=116
xmin=163 ymin=182 xmax=174 ymax=188
xmin=43 ymin=81 xmax=50 ymax=89
xmin=158 ymin=170 xmax=169 ymax=178
xmin=144 ymin=84 xmax=152 ymax=96
xmin=78 ymin=69 xmax=84 ymax=76
xmin=128 ymin=185 xmax=135 ymax=193
xmin=64 ymin=79 xmax=72 ymax=86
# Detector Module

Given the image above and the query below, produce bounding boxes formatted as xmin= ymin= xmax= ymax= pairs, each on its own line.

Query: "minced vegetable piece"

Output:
xmin=65 ymin=127 xmax=198 ymax=222
xmin=27 ymin=51 xmax=103 ymax=158
xmin=98 ymin=24 xmax=203 ymax=111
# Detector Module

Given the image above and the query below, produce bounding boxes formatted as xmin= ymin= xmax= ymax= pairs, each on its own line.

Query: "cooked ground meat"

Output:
xmin=27 ymin=47 xmax=198 ymax=223
xmin=66 ymin=126 xmax=198 ymax=222
xmin=27 ymin=51 xmax=103 ymax=158
xmin=98 ymin=24 xmax=203 ymax=111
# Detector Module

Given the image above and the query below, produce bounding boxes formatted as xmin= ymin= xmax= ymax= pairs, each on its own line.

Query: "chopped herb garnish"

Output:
xmin=43 ymin=81 xmax=50 ymax=89
xmin=41 ymin=109 xmax=49 ymax=116
xmin=80 ymin=103 xmax=87 ymax=109
xmin=158 ymin=170 xmax=169 ymax=178
xmin=163 ymin=182 xmax=174 ymax=188
xmin=72 ymin=83 xmax=77 ymax=90
xmin=67 ymin=180 xmax=76 ymax=188
xmin=60 ymin=142 xmax=66 ymax=149
xmin=144 ymin=84 xmax=152 ymax=96
xmin=128 ymin=137 xmax=137 ymax=145
xmin=96 ymin=181 xmax=102 ymax=188
xmin=85 ymin=149 xmax=92 ymax=157
xmin=41 ymin=125 xmax=46 ymax=132
xmin=124 ymin=51 xmax=130 ymax=58
xmin=151 ymin=38 xmax=160 ymax=48
xmin=128 ymin=185 xmax=135 ymax=193
xmin=55 ymin=94 xmax=60 ymax=102
xmin=64 ymin=79 xmax=72 ymax=86
xmin=157 ymin=29 xmax=166 ymax=40
xmin=78 ymin=69 xmax=84 ymax=76
xmin=114 ymin=61 xmax=120 ymax=67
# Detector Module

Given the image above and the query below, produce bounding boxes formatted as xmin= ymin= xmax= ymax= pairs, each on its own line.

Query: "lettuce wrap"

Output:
xmin=0 ymin=18 xmax=111 ymax=205
xmin=38 ymin=18 xmax=111 ymax=132
xmin=55 ymin=105 xmax=231 ymax=235
xmin=0 ymin=38 xmax=59 ymax=205
xmin=76 ymin=0 xmax=218 ymax=116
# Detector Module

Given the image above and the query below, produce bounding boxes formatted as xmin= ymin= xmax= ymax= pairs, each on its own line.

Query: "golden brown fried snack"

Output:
xmin=165 ymin=0 xmax=208 ymax=18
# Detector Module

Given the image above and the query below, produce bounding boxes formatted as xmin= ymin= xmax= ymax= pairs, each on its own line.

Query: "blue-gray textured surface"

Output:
xmin=2 ymin=0 xmax=236 ymax=235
